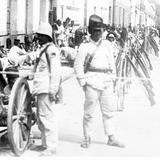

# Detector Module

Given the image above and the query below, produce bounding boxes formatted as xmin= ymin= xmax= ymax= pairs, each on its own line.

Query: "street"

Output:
xmin=0 ymin=0 xmax=160 ymax=159
xmin=0 ymin=56 xmax=160 ymax=158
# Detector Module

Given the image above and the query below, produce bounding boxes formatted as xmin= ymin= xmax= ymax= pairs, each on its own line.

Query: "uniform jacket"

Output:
xmin=32 ymin=42 xmax=62 ymax=95
xmin=74 ymin=37 xmax=116 ymax=90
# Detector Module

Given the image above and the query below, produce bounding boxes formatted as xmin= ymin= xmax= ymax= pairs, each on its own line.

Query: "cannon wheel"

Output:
xmin=7 ymin=77 xmax=32 ymax=156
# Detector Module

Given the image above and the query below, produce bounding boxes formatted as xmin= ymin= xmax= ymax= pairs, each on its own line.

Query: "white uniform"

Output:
xmin=32 ymin=42 xmax=61 ymax=150
xmin=74 ymin=37 xmax=117 ymax=138
xmin=7 ymin=45 xmax=27 ymax=66
xmin=33 ymin=43 xmax=61 ymax=95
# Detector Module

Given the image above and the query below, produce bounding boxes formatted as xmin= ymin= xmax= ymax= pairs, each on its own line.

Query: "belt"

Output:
xmin=87 ymin=68 xmax=113 ymax=73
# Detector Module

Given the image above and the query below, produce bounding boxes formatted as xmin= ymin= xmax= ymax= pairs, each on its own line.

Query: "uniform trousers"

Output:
xmin=37 ymin=93 xmax=58 ymax=150
xmin=83 ymin=83 xmax=116 ymax=138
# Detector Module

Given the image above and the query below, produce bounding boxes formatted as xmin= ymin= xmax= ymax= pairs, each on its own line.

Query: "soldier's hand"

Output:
xmin=24 ymin=55 xmax=31 ymax=65
xmin=49 ymin=92 xmax=57 ymax=102
xmin=82 ymin=84 xmax=87 ymax=92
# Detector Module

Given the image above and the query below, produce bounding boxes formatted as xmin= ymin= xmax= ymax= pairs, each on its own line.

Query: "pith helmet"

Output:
xmin=36 ymin=22 xmax=52 ymax=38
xmin=88 ymin=14 xmax=103 ymax=30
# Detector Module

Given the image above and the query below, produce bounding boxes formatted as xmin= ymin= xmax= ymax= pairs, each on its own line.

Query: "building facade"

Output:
xmin=145 ymin=0 xmax=156 ymax=26
xmin=113 ymin=0 xmax=131 ymax=28
xmin=50 ymin=0 xmax=114 ymax=27
xmin=51 ymin=0 xmax=84 ymax=25
xmin=130 ymin=0 xmax=156 ymax=27
xmin=0 ymin=0 xmax=50 ymax=47
xmin=0 ymin=0 xmax=158 ymax=48
xmin=85 ymin=0 xmax=113 ymax=25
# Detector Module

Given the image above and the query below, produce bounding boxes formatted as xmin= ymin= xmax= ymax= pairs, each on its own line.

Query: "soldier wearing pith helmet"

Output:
xmin=74 ymin=15 xmax=125 ymax=148
xmin=30 ymin=22 xmax=62 ymax=156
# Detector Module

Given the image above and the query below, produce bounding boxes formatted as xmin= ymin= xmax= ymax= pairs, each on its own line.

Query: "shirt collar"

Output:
xmin=89 ymin=37 xmax=102 ymax=46
xmin=40 ymin=42 xmax=50 ymax=49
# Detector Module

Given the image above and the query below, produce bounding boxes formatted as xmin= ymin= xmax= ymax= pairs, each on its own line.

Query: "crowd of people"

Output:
xmin=0 ymin=14 xmax=160 ymax=156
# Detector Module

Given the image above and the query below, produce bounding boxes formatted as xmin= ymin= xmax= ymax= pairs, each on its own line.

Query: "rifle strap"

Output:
xmin=86 ymin=39 xmax=102 ymax=67
xmin=33 ymin=43 xmax=51 ymax=73
xmin=33 ymin=43 xmax=61 ymax=93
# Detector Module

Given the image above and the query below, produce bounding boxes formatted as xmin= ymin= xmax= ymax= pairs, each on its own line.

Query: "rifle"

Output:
xmin=126 ymin=55 xmax=155 ymax=106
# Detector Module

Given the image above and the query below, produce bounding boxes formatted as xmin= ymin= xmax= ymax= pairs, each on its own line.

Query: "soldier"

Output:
xmin=74 ymin=15 xmax=125 ymax=148
xmin=30 ymin=22 xmax=62 ymax=156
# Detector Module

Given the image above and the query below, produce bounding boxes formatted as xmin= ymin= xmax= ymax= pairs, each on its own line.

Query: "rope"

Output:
xmin=0 ymin=70 xmax=154 ymax=82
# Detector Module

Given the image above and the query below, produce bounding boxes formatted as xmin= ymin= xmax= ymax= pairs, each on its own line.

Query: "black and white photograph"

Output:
xmin=0 ymin=0 xmax=160 ymax=159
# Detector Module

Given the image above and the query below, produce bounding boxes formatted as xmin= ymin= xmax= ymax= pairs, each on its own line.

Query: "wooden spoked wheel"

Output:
xmin=7 ymin=77 xmax=32 ymax=156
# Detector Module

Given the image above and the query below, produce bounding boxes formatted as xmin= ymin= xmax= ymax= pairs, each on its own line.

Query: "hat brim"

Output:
xmin=108 ymin=36 xmax=115 ymax=39
xmin=89 ymin=27 xmax=102 ymax=30
xmin=93 ymin=28 xmax=102 ymax=30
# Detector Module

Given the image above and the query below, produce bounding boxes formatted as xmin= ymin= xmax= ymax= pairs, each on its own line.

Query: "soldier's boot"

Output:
xmin=80 ymin=136 xmax=91 ymax=148
xmin=107 ymin=135 xmax=125 ymax=148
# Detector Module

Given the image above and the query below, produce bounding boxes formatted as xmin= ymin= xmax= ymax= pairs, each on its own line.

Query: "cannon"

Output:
xmin=0 ymin=67 xmax=37 ymax=156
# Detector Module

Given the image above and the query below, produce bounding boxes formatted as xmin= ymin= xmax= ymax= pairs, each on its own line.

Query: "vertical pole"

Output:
xmin=61 ymin=5 xmax=64 ymax=22
xmin=10 ymin=0 xmax=18 ymax=35
xmin=25 ymin=0 xmax=28 ymax=34
xmin=130 ymin=0 xmax=132 ymax=27
xmin=52 ymin=0 xmax=57 ymax=22
xmin=112 ymin=0 xmax=116 ymax=26
xmin=7 ymin=0 xmax=11 ymax=35
xmin=123 ymin=8 xmax=125 ymax=27
xmin=139 ymin=0 xmax=141 ymax=27
xmin=84 ymin=0 xmax=87 ymax=27
xmin=50 ymin=0 xmax=53 ymax=10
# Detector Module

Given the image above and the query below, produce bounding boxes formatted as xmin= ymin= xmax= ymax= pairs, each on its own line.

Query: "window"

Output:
xmin=0 ymin=0 xmax=7 ymax=35
xmin=17 ymin=0 xmax=26 ymax=33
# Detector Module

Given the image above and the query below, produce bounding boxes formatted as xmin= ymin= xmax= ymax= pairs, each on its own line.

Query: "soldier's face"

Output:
xmin=37 ymin=34 xmax=48 ymax=45
xmin=91 ymin=29 xmax=103 ymax=42
xmin=108 ymin=37 xmax=115 ymax=42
